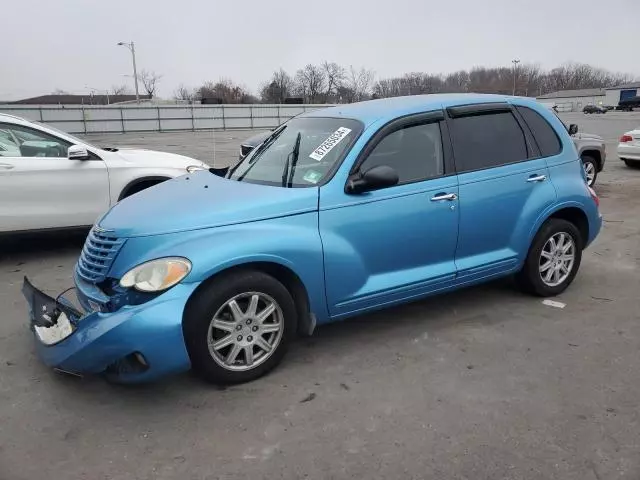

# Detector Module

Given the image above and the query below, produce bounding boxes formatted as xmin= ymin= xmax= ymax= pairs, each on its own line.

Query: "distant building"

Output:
xmin=6 ymin=94 xmax=152 ymax=105
xmin=536 ymin=88 xmax=606 ymax=112
xmin=604 ymin=82 xmax=640 ymax=107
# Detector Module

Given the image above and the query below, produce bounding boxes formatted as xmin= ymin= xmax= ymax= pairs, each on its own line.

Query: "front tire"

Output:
xmin=184 ymin=270 xmax=297 ymax=385
xmin=581 ymin=155 xmax=598 ymax=187
xmin=516 ymin=219 xmax=583 ymax=297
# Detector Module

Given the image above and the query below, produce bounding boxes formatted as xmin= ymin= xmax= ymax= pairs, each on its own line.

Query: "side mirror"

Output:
xmin=568 ymin=124 xmax=579 ymax=135
xmin=346 ymin=165 xmax=399 ymax=194
xmin=68 ymin=144 xmax=90 ymax=160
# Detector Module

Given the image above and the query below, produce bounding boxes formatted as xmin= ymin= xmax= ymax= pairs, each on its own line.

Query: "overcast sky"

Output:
xmin=3 ymin=0 xmax=636 ymax=100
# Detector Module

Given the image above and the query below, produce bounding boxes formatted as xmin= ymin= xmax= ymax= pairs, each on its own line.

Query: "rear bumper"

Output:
xmin=617 ymin=143 xmax=640 ymax=161
xmin=24 ymin=277 xmax=199 ymax=383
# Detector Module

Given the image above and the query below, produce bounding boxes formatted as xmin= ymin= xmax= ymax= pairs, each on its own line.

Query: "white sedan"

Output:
xmin=0 ymin=114 xmax=208 ymax=233
xmin=617 ymin=129 xmax=640 ymax=168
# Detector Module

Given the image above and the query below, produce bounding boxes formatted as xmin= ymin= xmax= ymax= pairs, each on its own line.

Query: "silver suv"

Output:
xmin=549 ymin=106 xmax=605 ymax=187
xmin=572 ymin=131 xmax=606 ymax=187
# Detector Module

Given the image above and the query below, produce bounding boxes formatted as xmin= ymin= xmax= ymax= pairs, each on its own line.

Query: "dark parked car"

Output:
xmin=583 ymin=105 xmax=607 ymax=114
xmin=239 ymin=114 xmax=305 ymax=160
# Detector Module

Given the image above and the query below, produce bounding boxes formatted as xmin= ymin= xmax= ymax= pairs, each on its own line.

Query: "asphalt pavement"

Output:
xmin=1 ymin=115 xmax=640 ymax=480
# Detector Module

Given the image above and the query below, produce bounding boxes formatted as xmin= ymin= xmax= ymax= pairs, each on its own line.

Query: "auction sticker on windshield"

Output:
xmin=309 ymin=127 xmax=352 ymax=161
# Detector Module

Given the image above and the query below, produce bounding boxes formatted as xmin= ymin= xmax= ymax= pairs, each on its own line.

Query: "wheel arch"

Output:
xmin=118 ymin=176 xmax=171 ymax=201
xmin=529 ymin=204 xmax=589 ymax=252
xmin=579 ymin=149 xmax=602 ymax=170
xmin=184 ymin=260 xmax=315 ymax=337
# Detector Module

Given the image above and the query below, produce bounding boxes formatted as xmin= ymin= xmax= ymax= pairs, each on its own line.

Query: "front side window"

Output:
xmin=227 ymin=117 xmax=363 ymax=187
xmin=358 ymin=122 xmax=444 ymax=184
xmin=0 ymin=123 xmax=71 ymax=158
xmin=0 ymin=127 xmax=21 ymax=156
xmin=449 ymin=111 xmax=528 ymax=173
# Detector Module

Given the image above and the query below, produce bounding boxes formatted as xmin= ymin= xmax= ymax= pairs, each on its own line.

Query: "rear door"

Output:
xmin=0 ymin=122 xmax=109 ymax=232
xmin=446 ymin=103 xmax=557 ymax=283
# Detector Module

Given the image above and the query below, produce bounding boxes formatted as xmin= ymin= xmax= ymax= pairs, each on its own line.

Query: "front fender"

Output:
xmin=109 ymin=212 xmax=329 ymax=323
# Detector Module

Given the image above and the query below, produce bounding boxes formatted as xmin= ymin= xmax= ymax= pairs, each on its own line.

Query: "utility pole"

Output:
xmin=512 ymin=59 xmax=520 ymax=96
xmin=117 ymin=41 xmax=140 ymax=103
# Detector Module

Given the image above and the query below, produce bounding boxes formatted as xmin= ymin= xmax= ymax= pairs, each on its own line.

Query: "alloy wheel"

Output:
xmin=207 ymin=292 xmax=284 ymax=372
xmin=539 ymin=232 xmax=575 ymax=287
xmin=583 ymin=161 xmax=596 ymax=186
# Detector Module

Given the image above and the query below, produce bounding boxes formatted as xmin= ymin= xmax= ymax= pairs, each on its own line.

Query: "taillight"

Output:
xmin=588 ymin=186 xmax=599 ymax=208
xmin=620 ymin=134 xmax=633 ymax=142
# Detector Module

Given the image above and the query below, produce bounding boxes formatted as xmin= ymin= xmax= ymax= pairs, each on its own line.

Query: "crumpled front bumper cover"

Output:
xmin=23 ymin=277 xmax=198 ymax=383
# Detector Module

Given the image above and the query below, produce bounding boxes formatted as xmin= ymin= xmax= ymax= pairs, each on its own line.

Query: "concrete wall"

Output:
xmin=0 ymin=104 xmax=334 ymax=134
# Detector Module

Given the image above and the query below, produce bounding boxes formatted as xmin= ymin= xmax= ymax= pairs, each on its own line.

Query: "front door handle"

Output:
xmin=0 ymin=163 xmax=15 ymax=170
xmin=527 ymin=174 xmax=546 ymax=183
xmin=430 ymin=192 xmax=457 ymax=201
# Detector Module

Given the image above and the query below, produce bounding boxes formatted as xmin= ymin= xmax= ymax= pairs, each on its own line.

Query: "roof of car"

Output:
xmin=0 ymin=113 xmax=30 ymax=123
xmin=301 ymin=93 xmax=529 ymax=127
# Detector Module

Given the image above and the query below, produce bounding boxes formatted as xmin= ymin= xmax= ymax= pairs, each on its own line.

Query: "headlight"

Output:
xmin=119 ymin=257 xmax=191 ymax=292
xmin=186 ymin=165 xmax=207 ymax=173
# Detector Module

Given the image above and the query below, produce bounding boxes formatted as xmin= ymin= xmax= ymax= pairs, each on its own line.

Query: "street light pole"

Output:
xmin=512 ymin=59 xmax=520 ymax=96
xmin=117 ymin=41 xmax=140 ymax=103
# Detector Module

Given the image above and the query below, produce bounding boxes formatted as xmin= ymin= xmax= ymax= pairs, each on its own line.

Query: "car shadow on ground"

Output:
xmin=0 ymin=229 xmax=88 ymax=264
xmin=30 ymin=277 xmax=525 ymax=411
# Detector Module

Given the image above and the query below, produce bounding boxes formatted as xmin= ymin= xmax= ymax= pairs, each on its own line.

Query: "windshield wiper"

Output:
xmin=228 ymin=126 xmax=287 ymax=180
xmin=282 ymin=132 xmax=301 ymax=188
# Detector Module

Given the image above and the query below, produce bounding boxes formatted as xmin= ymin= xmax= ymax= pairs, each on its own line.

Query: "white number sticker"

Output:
xmin=309 ymin=127 xmax=352 ymax=161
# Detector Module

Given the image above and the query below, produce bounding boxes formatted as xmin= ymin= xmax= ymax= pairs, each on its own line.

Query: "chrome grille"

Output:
xmin=76 ymin=229 xmax=125 ymax=283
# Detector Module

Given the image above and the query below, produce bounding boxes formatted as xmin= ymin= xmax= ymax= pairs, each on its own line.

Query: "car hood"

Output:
xmin=98 ymin=170 xmax=319 ymax=237
xmin=109 ymin=148 xmax=205 ymax=168
xmin=574 ymin=133 xmax=603 ymax=142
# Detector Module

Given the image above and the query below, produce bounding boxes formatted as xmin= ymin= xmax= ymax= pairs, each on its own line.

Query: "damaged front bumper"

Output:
xmin=22 ymin=276 xmax=198 ymax=383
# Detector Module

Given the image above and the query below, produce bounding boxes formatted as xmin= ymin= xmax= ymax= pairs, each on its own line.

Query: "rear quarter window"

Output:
xmin=516 ymin=106 xmax=562 ymax=157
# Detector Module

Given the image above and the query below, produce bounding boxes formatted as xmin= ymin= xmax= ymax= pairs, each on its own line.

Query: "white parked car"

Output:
xmin=617 ymin=129 xmax=640 ymax=168
xmin=0 ymin=114 xmax=208 ymax=233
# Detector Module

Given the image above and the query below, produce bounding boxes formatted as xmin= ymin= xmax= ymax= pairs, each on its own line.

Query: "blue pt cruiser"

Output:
xmin=23 ymin=94 xmax=602 ymax=384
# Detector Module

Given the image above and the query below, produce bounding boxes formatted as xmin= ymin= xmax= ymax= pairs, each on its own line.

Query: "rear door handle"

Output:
xmin=527 ymin=174 xmax=546 ymax=183
xmin=430 ymin=193 xmax=457 ymax=201
xmin=0 ymin=163 xmax=14 ymax=170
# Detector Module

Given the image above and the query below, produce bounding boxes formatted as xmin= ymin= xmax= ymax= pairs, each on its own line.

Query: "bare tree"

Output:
xmin=294 ymin=64 xmax=326 ymax=103
xmin=344 ymin=66 xmax=374 ymax=102
xmin=197 ymin=78 xmax=257 ymax=104
xmin=110 ymin=84 xmax=130 ymax=95
xmin=138 ymin=69 xmax=163 ymax=98
xmin=443 ymin=70 xmax=470 ymax=92
xmin=322 ymin=61 xmax=346 ymax=102
xmin=260 ymin=69 xmax=294 ymax=103
xmin=173 ymin=84 xmax=195 ymax=102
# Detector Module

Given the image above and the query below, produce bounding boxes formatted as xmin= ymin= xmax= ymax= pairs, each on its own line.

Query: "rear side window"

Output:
xmin=516 ymin=106 xmax=562 ymax=157
xmin=448 ymin=112 xmax=528 ymax=173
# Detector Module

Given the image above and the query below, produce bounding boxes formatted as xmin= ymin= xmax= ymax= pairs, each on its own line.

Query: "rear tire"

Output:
xmin=624 ymin=159 xmax=640 ymax=168
xmin=581 ymin=155 xmax=598 ymax=187
xmin=516 ymin=218 xmax=583 ymax=297
xmin=183 ymin=270 xmax=297 ymax=385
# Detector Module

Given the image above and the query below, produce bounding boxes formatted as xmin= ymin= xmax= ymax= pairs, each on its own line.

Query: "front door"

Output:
xmin=320 ymin=113 xmax=459 ymax=318
xmin=445 ymin=105 xmax=557 ymax=283
xmin=0 ymin=122 xmax=109 ymax=232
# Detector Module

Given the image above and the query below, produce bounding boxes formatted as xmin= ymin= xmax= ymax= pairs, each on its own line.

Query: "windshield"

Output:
xmin=34 ymin=121 xmax=97 ymax=149
xmin=227 ymin=117 xmax=363 ymax=187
